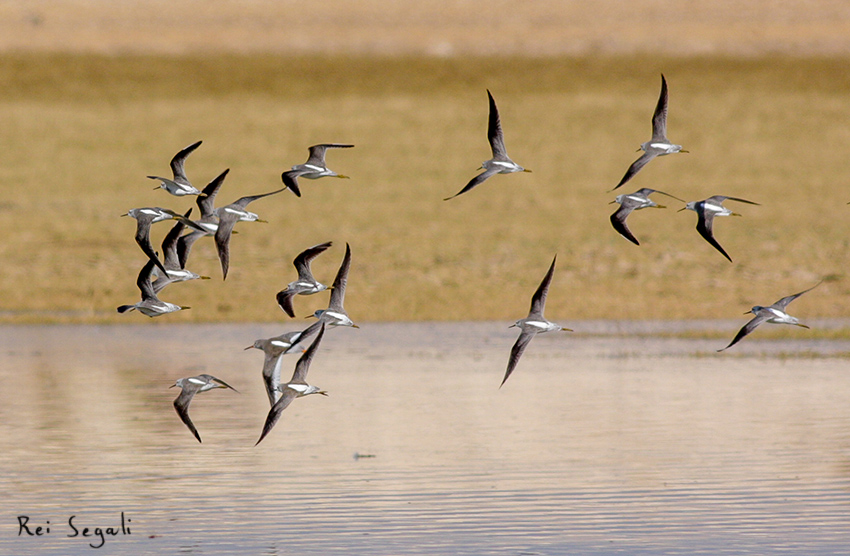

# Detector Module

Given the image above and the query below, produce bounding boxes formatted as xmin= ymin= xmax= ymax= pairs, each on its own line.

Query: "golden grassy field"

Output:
xmin=2 ymin=53 xmax=850 ymax=324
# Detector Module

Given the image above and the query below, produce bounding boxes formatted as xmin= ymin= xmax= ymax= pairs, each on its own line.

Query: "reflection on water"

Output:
xmin=1 ymin=322 xmax=850 ymax=555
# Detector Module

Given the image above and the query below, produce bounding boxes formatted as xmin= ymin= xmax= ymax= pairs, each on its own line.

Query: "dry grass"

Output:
xmin=2 ymin=53 xmax=850 ymax=324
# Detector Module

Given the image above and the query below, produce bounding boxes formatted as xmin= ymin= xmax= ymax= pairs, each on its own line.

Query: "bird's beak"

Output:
xmin=635 ymin=147 xmax=642 ymax=152
xmin=256 ymin=219 xmax=268 ymax=223
xmin=654 ymin=204 xmax=666 ymax=209
xmin=336 ymin=174 xmax=350 ymax=179
xmin=198 ymin=192 xmax=208 ymax=198
xmin=796 ymin=323 xmax=810 ymax=329
xmin=608 ymin=200 xmax=617 ymax=205
xmin=244 ymin=345 xmax=255 ymax=350
xmin=680 ymin=149 xmax=690 ymax=153
xmin=743 ymin=310 xmax=753 ymax=315
xmin=120 ymin=213 xmax=128 ymax=217
xmin=561 ymin=327 xmax=573 ymax=332
xmin=200 ymin=276 xmax=211 ymax=280
xmin=352 ymin=324 xmax=360 ymax=329
xmin=318 ymin=391 xmax=329 ymax=396
xmin=169 ymin=384 xmax=177 ymax=388
xmin=152 ymin=185 xmax=161 ymax=190
xmin=522 ymin=169 xmax=532 ymax=173
xmin=731 ymin=212 xmax=742 ymax=217
xmin=676 ymin=207 xmax=687 ymax=212
xmin=180 ymin=306 xmax=191 ymax=310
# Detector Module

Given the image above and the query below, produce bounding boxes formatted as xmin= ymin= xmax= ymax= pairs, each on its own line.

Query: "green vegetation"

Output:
xmin=1 ymin=53 xmax=850 ymax=324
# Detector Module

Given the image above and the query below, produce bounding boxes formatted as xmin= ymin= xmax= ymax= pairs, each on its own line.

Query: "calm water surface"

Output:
xmin=1 ymin=322 xmax=849 ymax=555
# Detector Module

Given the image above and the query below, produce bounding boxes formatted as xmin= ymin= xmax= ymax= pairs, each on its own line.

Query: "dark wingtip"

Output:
xmin=276 ymin=291 xmax=296 ymax=318
xmin=254 ymin=430 xmax=269 ymax=447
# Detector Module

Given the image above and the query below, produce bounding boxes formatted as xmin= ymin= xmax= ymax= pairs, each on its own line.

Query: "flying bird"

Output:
xmin=310 ymin=243 xmax=358 ymax=328
xmin=245 ymin=321 xmax=323 ymax=406
xmin=609 ymin=188 xmax=684 ymax=245
xmin=718 ymin=282 xmax=820 ymax=351
xmin=214 ymin=186 xmax=287 ymax=280
xmin=501 ymin=256 xmax=572 ymax=388
xmin=281 ymin=144 xmax=354 ymax=197
xmin=678 ymin=195 xmax=760 ymax=262
xmin=148 ymin=140 xmax=204 ymax=196
xmin=255 ymin=324 xmax=328 ymax=446
xmin=117 ymin=258 xmax=190 ymax=317
xmin=613 ymin=74 xmax=687 ymax=191
xmin=444 ymin=89 xmax=530 ymax=200
xmin=171 ymin=374 xmax=239 ymax=443
xmin=276 ymin=241 xmax=333 ymax=317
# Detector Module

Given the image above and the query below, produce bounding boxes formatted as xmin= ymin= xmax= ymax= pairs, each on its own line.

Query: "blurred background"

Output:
xmin=1 ymin=1 xmax=849 ymax=324
xmin=2 ymin=1 xmax=850 ymax=56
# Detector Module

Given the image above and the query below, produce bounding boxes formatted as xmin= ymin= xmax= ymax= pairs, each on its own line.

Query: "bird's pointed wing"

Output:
xmin=229 ymin=187 xmax=287 ymax=209
xmin=211 ymin=375 xmax=239 ymax=392
xmin=177 ymin=230 xmax=205 ymax=270
xmin=198 ymin=169 xmax=229 ymax=217
xmin=328 ymin=244 xmax=351 ymax=311
xmin=651 ymin=74 xmax=669 ymax=142
xmin=170 ymin=140 xmax=202 ymax=183
xmin=214 ymin=216 xmax=238 ymax=280
xmin=161 ymin=209 xmax=191 ymax=270
xmin=528 ymin=256 xmax=556 ymax=318
xmin=501 ymin=330 xmax=535 ymax=388
xmin=294 ymin=241 xmax=333 ymax=281
xmin=255 ymin=389 xmax=299 ymax=446
xmin=715 ymin=196 xmax=760 ymax=206
xmin=718 ymin=313 xmax=768 ymax=351
xmin=305 ymin=143 xmax=354 ymax=166
xmin=262 ymin=353 xmax=284 ymax=406
xmin=772 ymin=282 xmax=821 ymax=310
xmin=136 ymin=258 xmax=159 ymax=302
xmin=612 ymin=151 xmax=657 ymax=191
xmin=649 ymin=188 xmax=686 ymax=203
xmin=291 ymin=324 xmax=325 ymax=384
xmin=281 ymin=171 xmax=302 ymax=197
xmin=294 ymin=320 xmax=323 ymax=346
xmin=276 ymin=290 xmax=297 ymax=318
xmin=444 ymin=167 xmax=499 ymax=200
xmin=610 ymin=206 xmax=640 ymax=245
xmin=486 ymin=90 xmax=508 ymax=159
xmin=133 ymin=218 xmax=169 ymax=276
xmin=305 ymin=144 xmax=330 ymax=166
xmin=695 ymin=210 xmax=732 ymax=263
xmin=173 ymin=388 xmax=201 ymax=442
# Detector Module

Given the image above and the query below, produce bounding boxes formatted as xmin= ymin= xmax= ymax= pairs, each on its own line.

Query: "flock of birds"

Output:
xmin=116 ymin=74 xmax=820 ymax=443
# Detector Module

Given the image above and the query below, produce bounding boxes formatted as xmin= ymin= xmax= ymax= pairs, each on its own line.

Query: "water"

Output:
xmin=2 ymin=322 xmax=849 ymax=555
